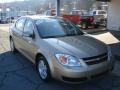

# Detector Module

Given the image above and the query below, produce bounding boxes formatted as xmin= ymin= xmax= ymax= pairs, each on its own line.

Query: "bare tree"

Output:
xmin=30 ymin=0 xmax=96 ymax=14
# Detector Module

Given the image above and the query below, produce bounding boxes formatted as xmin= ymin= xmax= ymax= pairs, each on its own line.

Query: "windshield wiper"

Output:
xmin=66 ymin=34 xmax=79 ymax=36
xmin=43 ymin=35 xmax=66 ymax=38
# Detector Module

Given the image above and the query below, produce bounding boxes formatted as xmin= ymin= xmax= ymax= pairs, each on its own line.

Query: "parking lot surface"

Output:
xmin=0 ymin=24 xmax=120 ymax=90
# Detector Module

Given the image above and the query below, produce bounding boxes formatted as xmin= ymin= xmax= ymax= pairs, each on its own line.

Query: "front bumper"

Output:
xmin=53 ymin=59 xmax=114 ymax=83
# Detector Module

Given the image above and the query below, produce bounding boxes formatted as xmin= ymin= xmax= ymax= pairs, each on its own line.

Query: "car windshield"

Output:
xmin=35 ymin=18 xmax=83 ymax=38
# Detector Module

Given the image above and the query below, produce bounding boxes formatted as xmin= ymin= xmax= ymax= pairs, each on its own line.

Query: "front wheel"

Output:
xmin=37 ymin=56 xmax=51 ymax=82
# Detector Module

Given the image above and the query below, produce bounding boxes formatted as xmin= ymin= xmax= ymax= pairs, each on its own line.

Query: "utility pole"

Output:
xmin=2 ymin=0 xmax=6 ymax=20
xmin=49 ymin=2 xmax=51 ymax=9
xmin=56 ymin=0 xmax=60 ymax=16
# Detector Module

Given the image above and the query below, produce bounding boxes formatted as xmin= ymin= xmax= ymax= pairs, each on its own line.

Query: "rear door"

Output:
xmin=12 ymin=17 xmax=26 ymax=52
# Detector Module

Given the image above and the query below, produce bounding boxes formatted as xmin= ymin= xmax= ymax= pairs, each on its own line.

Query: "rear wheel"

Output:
xmin=94 ymin=23 xmax=99 ymax=28
xmin=81 ymin=22 xmax=88 ymax=29
xmin=10 ymin=38 xmax=17 ymax=53
xmin=37 ymin=56 xmax=51 ymax=82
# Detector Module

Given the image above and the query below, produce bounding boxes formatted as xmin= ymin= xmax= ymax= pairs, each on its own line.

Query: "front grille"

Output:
xmin=83 ymin=53 xmax=108 ymax=65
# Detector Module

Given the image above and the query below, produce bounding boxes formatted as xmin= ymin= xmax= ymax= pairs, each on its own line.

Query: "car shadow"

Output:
xmin=0 ymin=51 xmax=120 ymax=90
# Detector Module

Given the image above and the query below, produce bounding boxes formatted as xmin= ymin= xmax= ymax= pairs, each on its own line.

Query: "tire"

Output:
xmin=37 ymin=56 xmax=51 ymax=82
xmin=10 ymin=38 xmax=17 ymax=53
xmin=81 ymin=22 xmax=88 ymax=29
xmin=94 ymin=24 xmax=99 ymax=28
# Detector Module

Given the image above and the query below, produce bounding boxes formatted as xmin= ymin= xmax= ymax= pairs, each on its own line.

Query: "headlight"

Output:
xmin=55 ymin=54 xmax=82 ymax=67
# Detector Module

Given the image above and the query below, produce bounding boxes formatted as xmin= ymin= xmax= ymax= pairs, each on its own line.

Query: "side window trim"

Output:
xmin=15 ymin=17 xmax=26 ymax=32
xmin=23 ymin=18 xmax=35 ymax=36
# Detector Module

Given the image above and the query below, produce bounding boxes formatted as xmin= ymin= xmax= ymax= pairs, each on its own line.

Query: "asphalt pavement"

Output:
xmin=0 ymin=24 xmax=120 ymax=90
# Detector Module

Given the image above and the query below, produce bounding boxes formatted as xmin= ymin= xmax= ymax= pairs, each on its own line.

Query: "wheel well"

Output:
xmin=35 ymin=53 xmax=45 ymax=65
xmin=35 ymin=53 xmax=53 ymax=77
xmin=9 ymin=36 xmax=12 ymax=40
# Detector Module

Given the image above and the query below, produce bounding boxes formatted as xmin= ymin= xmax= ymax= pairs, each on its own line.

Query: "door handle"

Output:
xmin=23 ymin=37 xmax=32 ymax=44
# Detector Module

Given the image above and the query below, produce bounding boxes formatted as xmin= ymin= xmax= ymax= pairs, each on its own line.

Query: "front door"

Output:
xmin=22 ymin=19 xmax=37 ymax=62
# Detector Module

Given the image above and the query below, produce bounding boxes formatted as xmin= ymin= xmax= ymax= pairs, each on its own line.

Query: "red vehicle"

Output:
xmin=43 ymin=10 xmax=98 ymax=29
xmin=70 ymin=10 xmax=96 ymax=29
xmin=62 ymin=15 xmax=80 ymax=24
xmin=43 ymin=10 xmax=81 ymax=24
xmin=80 ymin=15 xmax=94 ymax=29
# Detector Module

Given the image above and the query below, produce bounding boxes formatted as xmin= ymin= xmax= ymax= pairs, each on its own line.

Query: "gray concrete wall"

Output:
xmin=107 ymin=0 xmax=120 ymax=31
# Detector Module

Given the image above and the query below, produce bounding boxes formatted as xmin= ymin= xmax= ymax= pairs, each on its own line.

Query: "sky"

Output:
xmin=0 ymin=0 xmax=24 ymax=3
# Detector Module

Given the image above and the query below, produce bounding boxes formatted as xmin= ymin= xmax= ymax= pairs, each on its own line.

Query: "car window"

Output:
xmin=15 ymin=18 xmax=26 ymax=31
xmin=93 ymin=11 xmax=96 ymax=15
xmin=98 ymin=11 xmax=106 ymax=14
xmin=23 ymin=19 xmax=34 ymax=35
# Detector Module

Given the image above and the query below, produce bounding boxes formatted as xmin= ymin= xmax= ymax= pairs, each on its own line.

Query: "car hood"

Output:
xmin=44 ymin=35 xmax=107 ymax=58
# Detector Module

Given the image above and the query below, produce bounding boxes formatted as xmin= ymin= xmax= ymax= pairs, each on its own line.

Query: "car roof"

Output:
xmin=21 ymin=15 xmax=63 ymax=20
